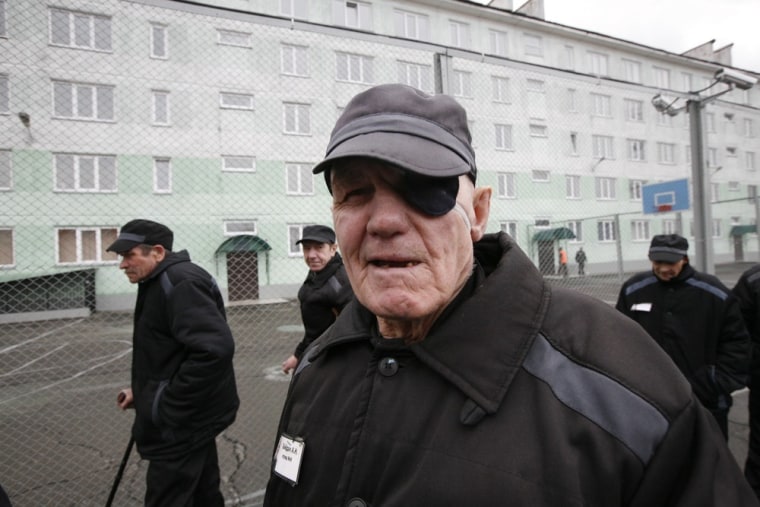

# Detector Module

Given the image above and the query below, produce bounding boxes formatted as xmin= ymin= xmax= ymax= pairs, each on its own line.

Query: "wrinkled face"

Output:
xmin=301 ymin=240 xmax=337 ymax=272
xmin=118 ymin=245 xmax=164 ymax=283
xmin=652 ymin=258 xmax=687 ymax=282
xmin=330 ymin=159 xmax=490 ymax=325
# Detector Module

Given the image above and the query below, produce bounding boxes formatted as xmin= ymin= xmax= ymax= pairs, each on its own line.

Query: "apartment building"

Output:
xmin=0 ymin=0 xmax=758 ymax=313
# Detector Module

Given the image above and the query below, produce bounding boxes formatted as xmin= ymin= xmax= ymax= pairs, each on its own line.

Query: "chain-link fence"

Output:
xmin=1 ymin=0 xmax=759 ymax=505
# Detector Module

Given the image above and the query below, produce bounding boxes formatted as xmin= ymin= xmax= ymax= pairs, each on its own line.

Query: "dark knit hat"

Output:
xmin=648 ymin=234 xmax=688 ymax=263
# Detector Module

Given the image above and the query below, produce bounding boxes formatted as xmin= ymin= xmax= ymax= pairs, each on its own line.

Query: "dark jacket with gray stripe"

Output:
xmin=616 ymin=263 xmax=749 ymax=412
xmin=734 ymin=264 xmax=760 ymax=375
xmin=131 ymin=250 xmax=239 ymax=460
xmin=294 ymin=252 xmax=352 ymax=359
xmin=264 ymin=233 xmax=756 ymax=506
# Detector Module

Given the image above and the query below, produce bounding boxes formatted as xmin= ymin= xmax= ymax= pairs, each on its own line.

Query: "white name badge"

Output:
xmin=631 ymin=302 xmax=652 ymax=312
xmin=273 ymin=434 xmax=305 ymax=485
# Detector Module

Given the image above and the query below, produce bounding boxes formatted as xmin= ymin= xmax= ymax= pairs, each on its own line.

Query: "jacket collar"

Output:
xmin=313 ymin=232 xmax=550 ymax=415
xmin=141 ymin=250 xmax=191 ymax=283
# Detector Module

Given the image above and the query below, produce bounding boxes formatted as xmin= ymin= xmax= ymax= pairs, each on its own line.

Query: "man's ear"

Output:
xmin=152 ymin=244 xmax=167 ymax=262
xmin=470 ymin=186 xmax=492 ymax=242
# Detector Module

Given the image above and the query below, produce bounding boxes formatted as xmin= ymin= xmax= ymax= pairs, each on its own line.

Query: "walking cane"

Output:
xmin=106 ymin=435 xmax=134 ymax=507
xmin=107 ymin=391 xmax=134 ymax=507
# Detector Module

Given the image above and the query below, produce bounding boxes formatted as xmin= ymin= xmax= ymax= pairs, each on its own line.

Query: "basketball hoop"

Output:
xmin=656 ymin=204 xmax=673 ymax=212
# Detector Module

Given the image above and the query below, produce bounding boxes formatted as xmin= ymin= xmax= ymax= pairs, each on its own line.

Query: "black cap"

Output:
xmin=313 ymin=84 xmax=476 ymax=182
xmin=107 ymin=219 xmax=174 ymax=253
xmin=648 ymin=234 xmax=688 ymax=263
xmin=296 ymin=225 xmax=336 ymax=245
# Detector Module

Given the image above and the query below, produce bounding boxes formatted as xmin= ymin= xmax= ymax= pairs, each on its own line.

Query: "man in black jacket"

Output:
xmin=109 ymin=219 xmax=239 ymax=507
xmin=734 ymin=263 xmax=760 ymax=497
xmin=264 ymin=84 xmax=758 ymax=506
xmin=281 ymin=224 xmax=353 ymax=374
xmin=616 ymin=234 xmax=749 ymax=439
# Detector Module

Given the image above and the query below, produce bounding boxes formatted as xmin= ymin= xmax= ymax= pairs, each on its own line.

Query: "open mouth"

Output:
xmin=371 ymin=260 xmax=419 ymax=268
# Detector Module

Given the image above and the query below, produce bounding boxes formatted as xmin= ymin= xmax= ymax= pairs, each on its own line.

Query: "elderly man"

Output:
xmin=616 ymin=234 xmax=749 ymax=439
xmin=108 ymin=219 xmax=239 ymax=507
xmin=734 ymin=263 xmax=760 ymax=498
xmin=281 ymin=224 xmax=353 ymax=374
xmin=264 ymin=84 xmax=757 ymax=506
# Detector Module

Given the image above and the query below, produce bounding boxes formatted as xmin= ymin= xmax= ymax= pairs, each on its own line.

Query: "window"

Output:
xmin=746 ymin=151 xmax=756 ymax=171
xmin=333 ymin=1 xmax=372 ymax=30
xmin=523 ymin=33 xmax=542 ymax=56
xmin=590 ymin=93 xmax=611 ymax=117
xmin=0 ymin=0 xmax=5 ymax=37
xmin=656 ymin=111 xmax=673 ymax=126
xmin=595 ymin=177 xmax=616 ymax=200
xmin=281 ymin=44 xmax=308 ymax=76
xmin=451 ymin=70 xmax=472 ymax=98
xmin=397 ymin=61 xmax=432 ymax=91
xmin=629 ymin=179 xmax=646 ymax=200
xmin=281 ymin=0 xmax=308 ymax=19
xmin=682 ymin=72 xmax=693 ymax=92
xmin=631 ymin=220 xmax=650 ymax=241
xmin=532 ymin=170 xmax=550 ymax=182
xmin=657 ymin=142 xmax=676 ymax=164
xmin=393 ymin=9 xmax=429 ymax=40
xmin=488 ymin=29 xmax=508 ymax=57
xmin=220 ymin=92 xmax=254 ymax=110
xmin=592 ymin=135 xmax=614 ymax=159
xmin=286 ymin=162 xmax=314 ymax=195
xmin=337 ymin=52 xmax=373 ymax=84
xmin=564 ymin=45 xmax=575 ymax=70
xmin=449 ymin=20 xmax=471 ymax=48
xmin=0 ymin=149 xmax=10 ymax=190
xmin=56 ymin=227 xmax=118 ymax=265
xmin=653 ymin=67 xmax=670 ymax=89
xmin=623 ymin=59 xmax=641 ymax=83
xmin=0 ymin=74 xmax=7 ymax=113
xmin=288 ymin=224 xmax=311 ymax=255
xmin=497 ymin=172 xmax=516 ymax=198
xmin=567 ymin=221 xmax=583 ymax=242
xmin=152 ymin=90 xmax=170 ymax=125
xmin=587 ymin=51 xmax=608 ymax=76
xmin=224 ymin=220 xmax=257 ymax=236
xmin=745 ymin=118 xmax=755 ymax=138
xmin=53 ymin=80 xmax=114 ymax=121
xmin=569 ymin=132 xmax=578 ymax=155
xmin=707 ymin=147 xmax=718 ymax=168
xmin=662 ymin=219 xmax=676 ymax=235
xmin=217 ymin=29 xmax=251 ymax=47
xmin=150 ymin=23 xmax=168 ymax=59
xmin=627 ymin=139 xmax=646 ymax=161
xmin=283 ymin=102 xmax=310 ymax=134
xmin=728 ymin=181 xmax=740 ymax=192
xmin=500 ymin=221 xmax=518 ymax=241
xmin=529 ymin=124 xmax=547 ymax=137
xmin=712 ymin=219 xmax=722 ymax=238
xmin=566 ymin=175 xmax=580 ymax=199
xmin=49 ymin=8 xmax=112 ymax=51
xmin=748 ymin=185 xmax=758 ymax=204
xmin=495 ymin=124 xmax=513 ymax=150
xmin=0 ymin=228 xmax=13 ymax=267
xmin=624 ymin=99 xmax=643 ymax=122
xmin=153 ymin=157 xmax=171 ymax=193
xmin=597 ymin=220 xmax=616 ymax=241
xmin=492 ymin=76 xmax=509 ymax=103
xmin=710 ymin=182 xmax=720 ymax=202
xmin=222 ymin=156 xmax=256 ymax=173
xmin=705 ymin=112 xmax=716 ymax=132
xmin=54 ymin=153 xmax=116 ymax=192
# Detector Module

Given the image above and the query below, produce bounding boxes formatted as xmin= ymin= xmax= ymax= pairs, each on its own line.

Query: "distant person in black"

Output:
xmin=575 ymin=247 xmax=587 ymax=275
xmin=734 ymin=263 xmax=760 ymax=498
xmin=281 ymin=225 xmax=353 ymax=374
xmin=616 ymin=234 xmax=749 ymax=439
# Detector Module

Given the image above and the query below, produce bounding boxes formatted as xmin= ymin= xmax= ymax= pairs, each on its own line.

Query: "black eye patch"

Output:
xmin=400 ymin=172 xmax=459 ymax=216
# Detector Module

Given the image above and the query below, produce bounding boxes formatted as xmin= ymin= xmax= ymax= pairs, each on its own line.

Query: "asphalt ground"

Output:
xmin=1 ymin=261 xmax=757 ymax=505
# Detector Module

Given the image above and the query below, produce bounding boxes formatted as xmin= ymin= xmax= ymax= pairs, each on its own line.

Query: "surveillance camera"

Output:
xmin=714 ymin=68 xmax=757 ymax=90
xmin=651 ymin=94 xmax=678 ymax=113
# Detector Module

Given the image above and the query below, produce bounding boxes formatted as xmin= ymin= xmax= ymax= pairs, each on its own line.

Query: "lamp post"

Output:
xmin=651 ymin=67 xmax=757 ymax=274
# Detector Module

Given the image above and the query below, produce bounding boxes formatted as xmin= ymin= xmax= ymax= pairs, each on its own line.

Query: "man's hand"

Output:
xmin=282 ymin=355 xmax=298 ymax=374
xmin=117 ymin=388 xmax=134 ymax=410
